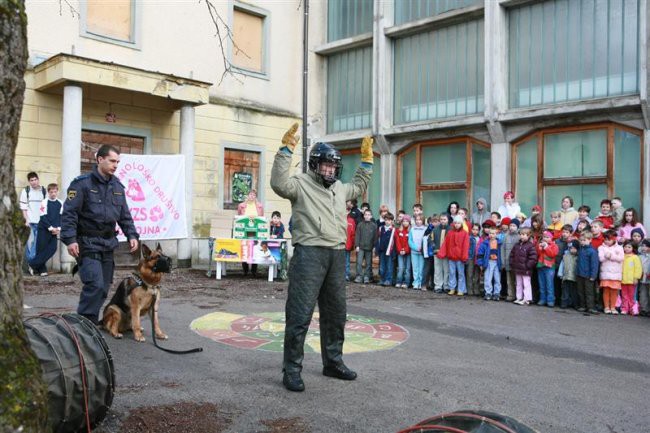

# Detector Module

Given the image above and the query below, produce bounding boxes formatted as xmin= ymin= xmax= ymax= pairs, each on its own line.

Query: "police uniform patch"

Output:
xmin=67 ymin=190 xmax=77 ymax=200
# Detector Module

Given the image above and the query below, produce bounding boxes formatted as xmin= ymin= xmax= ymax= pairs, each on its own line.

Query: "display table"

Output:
xmin=210 ymin=238 xmax=287 ymax=282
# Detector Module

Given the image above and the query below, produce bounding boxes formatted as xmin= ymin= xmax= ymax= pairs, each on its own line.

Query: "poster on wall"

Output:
xmin=214 ymin=239 xmax=244 ymax=262
xmin=232 ymin=172 xmax=253 ymax=203
xmin=114 ymin=154 xmax=188 ymax=241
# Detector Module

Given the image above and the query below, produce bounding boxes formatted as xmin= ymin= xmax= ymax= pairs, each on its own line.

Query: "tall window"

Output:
xmin=394 ymin=19 xmax=484 ymax=124
xmin=398 ymin=138 xmax=490 ymax=214
xmin=509 ymin=0 xmax=640 ymax=108
xmin=232 ymin=5 xmax=267 ymax=75
xmin=223 ymin=149 xmax=261 ymax=210
xmin=513 ymin=124 xmax=643 ymax=217
xmin=83 ymin=0 xmax=136 ymax=45
xmin=327 ymin=46 xmax=372 ymax=133
xmin=328 ymin=0 xmax=373 ymax=41
xmin=395 ymin=0 xmax=483 ymax=25
xmin=339 ymin=152 xmax=382 ymax=210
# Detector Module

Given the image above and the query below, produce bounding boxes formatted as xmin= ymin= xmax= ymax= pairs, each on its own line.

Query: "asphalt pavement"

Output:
xmin=23 ymin=276 xmax=650 ymax=433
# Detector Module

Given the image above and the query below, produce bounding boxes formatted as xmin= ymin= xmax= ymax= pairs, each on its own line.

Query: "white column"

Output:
xmin=380 ymin=153 xmax=397 ymax=212
xmin=60 ymin=84 xmax=83 ymax=273
xmin=641 ymin=129 xmax=650 ymax=227
xmin=177 ymin=104 xmax=195 ymax=267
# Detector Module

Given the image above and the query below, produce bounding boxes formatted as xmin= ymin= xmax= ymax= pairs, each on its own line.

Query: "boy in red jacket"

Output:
xmin=536 ymin=230 xmax=559 ymax=307
xmin=394 ymin=215 xmax=412 ymax=288
xmin=439 ymin=215 xmax=470 ymax=296
xmin=345 ymin=213 xmax=356 ymax=281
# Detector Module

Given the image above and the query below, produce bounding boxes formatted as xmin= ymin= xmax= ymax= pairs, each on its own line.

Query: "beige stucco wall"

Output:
xmin=25 ymin=0 xmax=304 ymax=114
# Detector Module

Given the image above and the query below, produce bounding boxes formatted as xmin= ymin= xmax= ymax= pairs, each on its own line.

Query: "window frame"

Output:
xmin=229 ymin=1 xmax=270 ymax=80
xmin=219 ymin=143 xmax=266 ymax=211
xmin=396 ymin=136 xmax=490 ymax=210
xmin=79 ymin=0 xmax=141 ymax=49
xmin=511 ymin=122 xmax=644 ymax=217
xmin=339 ymin=148 xmax=381 ymax=203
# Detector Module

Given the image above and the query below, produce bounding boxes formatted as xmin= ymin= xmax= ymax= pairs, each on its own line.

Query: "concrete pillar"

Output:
xmin=380 ymin=153 xmax=397 ymax=212
xmin=490 ymin=142 xmax=510 ymax=212
xmin=60 ymin=83 xmax=83 ymax=273
xmin=641 ymin=129 xmax=650 ymax=227
xmin=177 ymin=104 xmax=195 ymax=268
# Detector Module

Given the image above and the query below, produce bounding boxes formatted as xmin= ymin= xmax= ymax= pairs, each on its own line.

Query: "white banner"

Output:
xmin=115 ymin=154 xmax=188 ymax=240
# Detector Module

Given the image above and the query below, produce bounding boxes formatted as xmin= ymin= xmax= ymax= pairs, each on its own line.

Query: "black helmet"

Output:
xmin=308 ymin=142 xmax=343 ymax=187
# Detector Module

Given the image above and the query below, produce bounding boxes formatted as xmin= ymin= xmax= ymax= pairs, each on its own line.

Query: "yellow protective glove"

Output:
xmin=360 ymin=136 xmax=374 ymax=164
xmin=281 ymin=123 xmax=301 ymax=153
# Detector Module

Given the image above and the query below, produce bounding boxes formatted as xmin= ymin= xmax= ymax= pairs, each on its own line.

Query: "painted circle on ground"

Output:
xmin=190 ymin=312 xmax=409 ymax=353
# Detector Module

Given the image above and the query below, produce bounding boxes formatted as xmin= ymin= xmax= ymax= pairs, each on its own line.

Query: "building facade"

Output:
xmin=17 ymin=0 xmax=304 ymax=270
xmin=308 ymin=0 xmax=649 ymax=226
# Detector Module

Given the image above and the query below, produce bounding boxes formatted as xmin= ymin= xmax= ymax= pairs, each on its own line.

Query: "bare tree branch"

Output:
xmin=59 ymin=0 xmax=79 ymax=18
xmin=202 ymin=0 xmax=251 ymax=86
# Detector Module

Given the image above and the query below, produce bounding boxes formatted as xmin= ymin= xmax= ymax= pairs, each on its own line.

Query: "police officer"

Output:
xmin=270 ymin=123 xmax=373 ymax=392
xmin=61 ymin=144 xmax=139 ymax=325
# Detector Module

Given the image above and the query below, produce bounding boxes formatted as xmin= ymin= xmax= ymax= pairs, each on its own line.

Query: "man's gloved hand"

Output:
xmin=281 ymin=123 xmax=301 ymax=153
xmin=360 ymin=136 xmax=374 ymax=164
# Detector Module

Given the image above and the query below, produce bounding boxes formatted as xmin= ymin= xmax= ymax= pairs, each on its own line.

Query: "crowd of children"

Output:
xmin=343 ymin=194 xmax=650 ymax=317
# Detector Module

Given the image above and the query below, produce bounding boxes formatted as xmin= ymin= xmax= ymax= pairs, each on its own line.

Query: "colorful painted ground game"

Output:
xmin=190 ymin=312 xmax=409 ymax=353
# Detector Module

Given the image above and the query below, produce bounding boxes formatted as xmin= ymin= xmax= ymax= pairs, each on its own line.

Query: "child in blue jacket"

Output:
xmin=575 ymin=232 xmax=600 ymax=313
xmin=477 ymin=227 xmax=503 ymax=301
xmin=376 ymin=212 xmax=396 ymax=286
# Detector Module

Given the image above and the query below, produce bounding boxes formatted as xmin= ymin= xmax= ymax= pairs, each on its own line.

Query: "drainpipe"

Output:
xmin=302 ymin=0 xmax=309 ymax=172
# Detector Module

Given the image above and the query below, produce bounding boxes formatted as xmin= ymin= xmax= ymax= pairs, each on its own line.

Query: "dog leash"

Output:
xmin=149 ymin=292 xmax=203 ymax=354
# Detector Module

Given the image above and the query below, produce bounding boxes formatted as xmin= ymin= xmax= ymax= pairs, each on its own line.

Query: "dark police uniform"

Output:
xmin=61 ymin=165 xmax=138 ymax=323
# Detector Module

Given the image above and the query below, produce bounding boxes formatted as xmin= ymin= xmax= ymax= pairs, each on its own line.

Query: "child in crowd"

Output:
xmin=430 ymin=214 xmax=450 ymax=293
xmin=490 ymin=211 xmax=502 ymax=227
xmin=536 ymin=231 xmax=559 ymax=307
xmin=530 ymin=214 xmax=544 ymax=244
xmin=394 ymin=215 xmax=412 ymax=289
xmin=590 ymin=219 xmax=605 ymax=249
xmin=558 ymin=240 xmax=580 ymax=309
xmin=611 ymin=197 xmax=625 ymax=228
xmin=467 ymin=223 xmax=481 ymax=296
xmin=547 ymin=211 xmax=563 ymax=240
xmin=521 ymin=205 xmax=544 ymax=228
xmin=396 ymin=210 xmax=406 ymax=226
xmin=516 ymin=213 xmax=527 ymax=226
xmin=422 ymin=214 xmax=440 ymax=290
xmin=554 ymin=225 xmax=574 ymax=302
xmin=28 ymin=183 xmax=63 ymax=276
xmin=345 ymin=212 xmax=356 ymax=282
xmin=559 ymin=196 xmax=579 ymax=226
xmin=270 ymin=211 xmax=285 ymax=239
xmin=458 ymin=208 xmax=470 ymax=232
xmin=477 ymin=227 xmax=503 ymax=301
xmin=574 ymin=220 xmax=591 ymax=238
xmin=501 ymin=218 xmax=521 ymax=301
xmin=412 ymin=203 xmax=424 ymax=220
xmin=354 ymin=209 xmax=378 ymax=284
xmin=597 ymin=230 xmax=624 ymax=315
xmin=620 ymin=240 xmax=642 ymax=315
xmin=596 ymin=199 xmax=614 ymax=229
xmin=376 ymin=212 xmax=396 ymax=286
xmin=638 ymin=239 xmax=650 ymax=316
xmin=472 ymin=198 xmax=490 ymax=227
xmin=631 ymin=228 xmax=645 ymax=248
xmin=572 ymin=205 xmax=592 ymax=231
xmin=438 ymin=215 xmax=469 ymax=296
xmin=617 ymin=208 xmax=646 ymax=242
xmin=510 ymin=228 xmax=538 ymax=305
xmin=576 ymin=232 xmax=600 ymax=313
xmin=409 ymin=214 xmax=427 ymax=290
xmin=499 ymin=217 xmax=511 ymax=242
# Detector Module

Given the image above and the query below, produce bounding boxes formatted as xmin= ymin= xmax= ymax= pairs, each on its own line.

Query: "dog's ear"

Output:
xmin=142 ymin=243 xmax=152 ymax=259
xmin=156 ymin=242 xmax=162 ymax=253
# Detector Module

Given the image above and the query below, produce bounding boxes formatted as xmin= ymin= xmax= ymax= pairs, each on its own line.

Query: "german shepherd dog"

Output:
xmin=102 ymin=243 xmax=172 ymax=342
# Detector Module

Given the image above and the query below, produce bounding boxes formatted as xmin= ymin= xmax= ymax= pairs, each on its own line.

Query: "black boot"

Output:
xmin=323 ymin=363 xmax=357 ymax=381
xmin=283 ymin=370 xmax=305 ymax=392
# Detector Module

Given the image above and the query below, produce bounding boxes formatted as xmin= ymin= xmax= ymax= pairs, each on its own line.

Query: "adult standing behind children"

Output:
xmin=28 ymin=183 xmax=63 ymax=276
xmin=19 ymin=171 xmax=47 ymax=271
xmin=61 ymin=144 xmax=139 ymax=325
xmin=497 ymin=191 xmax=521 ymax=220
xmin=558 ymin=196 xmax=579 ymax=226
xmin=472 ymin=198 xmax=490 ymax=226
xmin=270 ymin=123 xmax=373 ymax=392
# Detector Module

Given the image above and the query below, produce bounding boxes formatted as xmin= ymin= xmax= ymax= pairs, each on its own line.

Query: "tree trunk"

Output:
xmin=0 ymin=1 xmax=49 ymax=432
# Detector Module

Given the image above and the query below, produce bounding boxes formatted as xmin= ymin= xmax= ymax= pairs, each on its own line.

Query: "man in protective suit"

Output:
xmin=270 ymin=123 xmax=373 ymax=392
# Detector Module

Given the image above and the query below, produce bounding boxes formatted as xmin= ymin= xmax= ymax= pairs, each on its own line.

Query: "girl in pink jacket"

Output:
xmin=598 ymin=230 xmax=625 ymax=314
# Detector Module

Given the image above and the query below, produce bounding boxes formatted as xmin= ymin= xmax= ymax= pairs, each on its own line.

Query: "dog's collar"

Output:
xmin=131 ymin=272 xmax=145 ymax=288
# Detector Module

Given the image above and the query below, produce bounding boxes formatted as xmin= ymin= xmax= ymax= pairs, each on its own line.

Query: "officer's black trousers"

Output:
xmin=283 ymin=245 xmax=347 ymax=373
xmin=77 ymin=251 xmax=114 ymax=322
